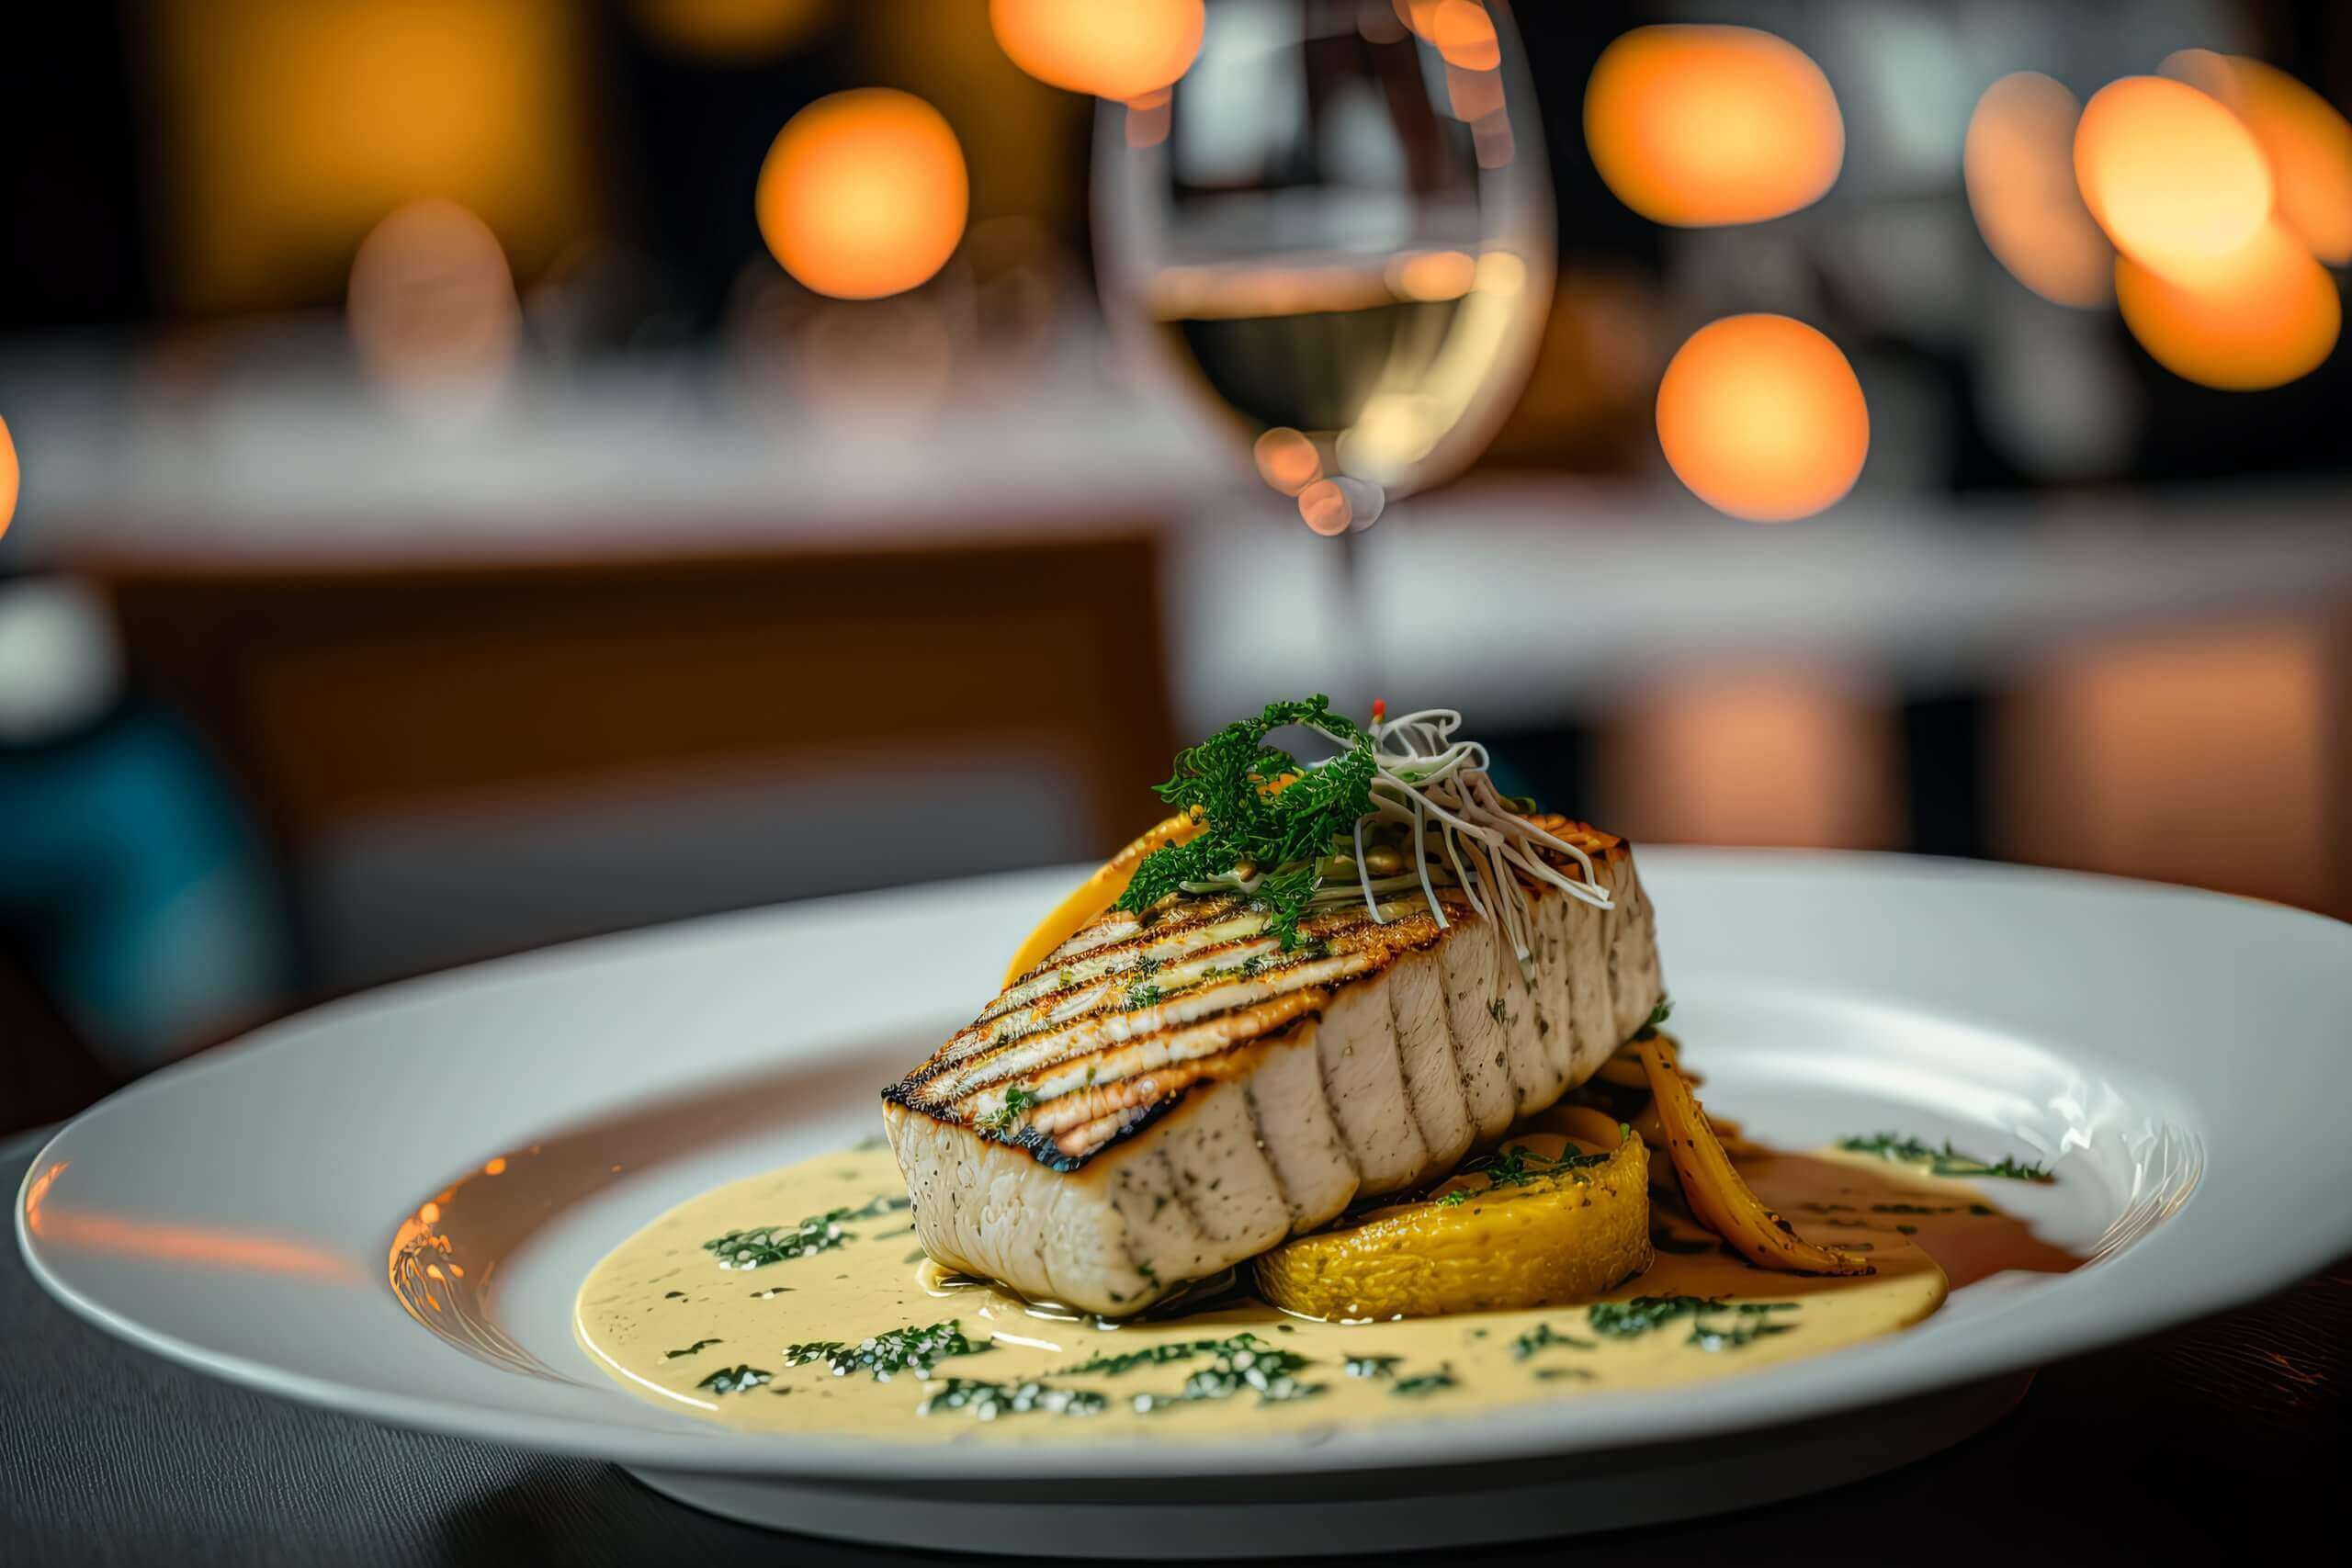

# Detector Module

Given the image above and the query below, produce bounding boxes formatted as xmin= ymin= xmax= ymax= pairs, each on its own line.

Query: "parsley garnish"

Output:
xmin=1115 ymin=697 xmax=1375 ymax=949
xmin=1589 ymin=1295 xmax=1799 ymax=1349
xmin=1837 ymin=1133 xmax=2052 ymax=1182
xmin=1128 ymin=1342 xmax=1324 ymax=1411
xmin=1460 ymin=1143 xmax=1611 ymax=1190
xmin=920 ymin=1378 xmax=1106 ymax=1419
xmin=1391 ymin=1365 xmax=1458 ymax=1397
xmin=783 ymin=1320 xmax=989 ymax=1381
xmin=1510 ymin=1322 xmax=1596 ymax=1360
xmin=701 ymin=1192 xmax=909 ymax=1269
xmin=663 ymin=1337 xmax=722 ymax=1359
xmin=976 ymin=1086 xmax=1041 ymax=1135
xmin=1344 ymin=1353 xmax=1404 ymax=1379
xmin=1062 ymin=1333 xmax=1270 ymax=1378
xmin=1632 ymin=996 xmax=1672 ymax=1042
xmin=695 ymin=1364 xmax=772 ymax=1395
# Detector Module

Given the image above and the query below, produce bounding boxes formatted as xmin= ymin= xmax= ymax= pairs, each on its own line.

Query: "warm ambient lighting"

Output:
xmin=2165 ymin=51 xmax=2352 ymax=265
xmin=346 ymin=199 xmax=522 ymax=400
xmin=0 ymin=414 xmax=17 ymax=543
xmin=989 ymin=0 xmax=1203 ymax=101
xmin=2074 ymin=76 xmax=2272 ymax=282
xmin=2114 ymin=220 xmax=2340 ymax=390
xmin=756 ymin=89 xmax=968 ymax=299
xmin=1964 ymin=73 xmax=2113 ymax=308
xmin=1584 ymin=26 xmax=1842 ymax=227
xmin=1656 ymin=315 xmax=1869 ymax=523
xmin=629 ymin=0 xmax=831 ymax=61
xmin=1254 ymin=427 xmax=1322 ymax=496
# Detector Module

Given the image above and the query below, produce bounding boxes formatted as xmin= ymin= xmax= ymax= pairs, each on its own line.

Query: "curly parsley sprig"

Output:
xmin=1114 ymin=696 xmax=1374 ymax=949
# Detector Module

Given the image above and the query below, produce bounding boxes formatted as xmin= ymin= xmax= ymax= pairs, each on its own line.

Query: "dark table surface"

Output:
xmin=5 ymin=1123 xmax=2344 ymax=1565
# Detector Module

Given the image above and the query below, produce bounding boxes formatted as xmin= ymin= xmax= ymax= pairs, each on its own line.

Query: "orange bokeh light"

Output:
xmin=1964 ymin=73 xmax=2113 ymax=308
xmin=2114 ymin=219 xmax=2339 ymax=390
xmin=1254 ymin=427 xmax=1322 ymax=496
xmin=1585 ymin=26 xmax=1843 ymax=227
xmin=1656 ymin=314 xmax=1869 ymax=523
xmin=2165 ymin=51 xmax=2352 ymax=265
xmin=0 ymin=414 xmax=17 ymax=542
xmin=2074 ymin=76 xmax=2272 ymax=281
xmin=989 ymin=0 xmax=1204 ymax=101
xmin=756 ymin=89 xmax=968 ymax=300
xmin=1423 ymin=1 xmax=1499 ymax=72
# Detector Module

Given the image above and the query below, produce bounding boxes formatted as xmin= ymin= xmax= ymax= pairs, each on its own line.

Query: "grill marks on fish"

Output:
xmin=880 ymin=843 xmax=1668 ymax=1314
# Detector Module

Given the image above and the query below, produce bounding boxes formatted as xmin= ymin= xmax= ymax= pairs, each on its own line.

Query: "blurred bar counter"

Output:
xmin=16 ymin=358 xmax=2351 ymax=998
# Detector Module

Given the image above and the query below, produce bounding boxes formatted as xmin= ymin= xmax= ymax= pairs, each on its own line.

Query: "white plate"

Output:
xmin=19 ymin=852 xmax=2352 ymax=1556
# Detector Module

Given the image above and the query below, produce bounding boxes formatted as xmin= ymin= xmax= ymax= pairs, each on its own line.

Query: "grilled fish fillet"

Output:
xmin=882 ymin=838 xmax=1664 ymax=1315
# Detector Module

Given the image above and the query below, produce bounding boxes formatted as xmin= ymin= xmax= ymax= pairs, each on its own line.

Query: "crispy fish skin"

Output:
xmin=882 ymin=840 xmax=1666 ymax=1315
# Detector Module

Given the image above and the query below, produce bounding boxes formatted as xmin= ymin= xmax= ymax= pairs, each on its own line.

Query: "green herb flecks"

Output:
xmin=1391 ymin=1365 xmax=1458 ymax=1397
xmin=695 ymin=1364 xmax=772 ymax=1395
xmin=1837 ymin=1133 xmax=2052 ymax=1182
xmin=1632 ymin=996 xmax=1673 ymax=1042
xmin=976 ymin=1086 xmax=1040 ymax=1135
xmin=920 ymin=1379 xmax=1107 ymax=1419
xmin=1460 ymin=1142 xmax=1612 ymax=1190
xmin=1129 ymin=1342 xmax=1324 ymax=1412
xmin=1589 ymin=1295 xmax=1800 ymax=1350
xmin=1510 ymin=1323 xmax=1596 ymax=1361
xmin=662 ymin=1337 xmax=722 ymax=1359
xmin=1061 ymin=1333 xmax=1272 ymax=1379
xmin=702 ymin=1192 xmax=910 ymax=1270
xmin=783 ymin=1320 xmax=989 ymax=1382
xmin=1114 ymin=696 xmax=1375 ymax=950
xmin=1344 ymin=1354 xmax=1404 ymax=1380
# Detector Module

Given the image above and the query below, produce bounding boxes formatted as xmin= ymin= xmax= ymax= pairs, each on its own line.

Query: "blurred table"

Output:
xmin=6 ymin=1122 xmax=2343 ymax=1564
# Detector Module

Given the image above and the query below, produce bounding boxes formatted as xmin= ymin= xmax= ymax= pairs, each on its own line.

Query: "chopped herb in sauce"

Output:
xmin=662 ymin=1290 xmax=687 ymax=1299
xmin=1534 ymin=1366 xmax=1595 ymax=1382
xmin=1391 ymin=1365 xmax=1458 ymax=1397
xmin=663 ymin=1337 xmax=722 ymax=1359
xmin=1130 ymin=1343 xmax=1323 ymax=1411
xmin=1344 ymin=1354 xmax=1403 ymax=1380
xmin=1632 ymin=997 xmax=1673 ymax=1041
xmin=1063 ymin=1333 xmax=1272 ymax=1378
xmin=1510 ymin=1323 xmax=1596 ymax=1360
xmin=783 ymin=1320 xmax=989 ymax=1382
xmin=695 ymin=1364 xmax=772 ymax=1395
xmin=702 ymin=1193 xmax=910 ymax=1270
xmin=1589 ymin=1295 xmax=1800 ymax=1350
xmin=920 ymin=1379 xmax=1106 ymax=1419
xmin=1837 ymin=1133 xmax=2052 ymax=1182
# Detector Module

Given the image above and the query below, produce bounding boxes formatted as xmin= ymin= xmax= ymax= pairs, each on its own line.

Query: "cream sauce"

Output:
xmin=574 ymin=1142 xmax=2076 ymax=1440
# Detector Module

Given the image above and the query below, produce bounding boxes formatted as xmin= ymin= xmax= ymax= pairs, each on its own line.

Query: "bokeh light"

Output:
xmin=755 ymin=89 xmax=968 ymax=300
xmin=0 ymin=414 xmax=17 ymax=542
xmin=1254 ymin=427 xmax=1323 ymax=496
xmin=989 ymin=0 xmax=1204 ymax=101
xmin=2115 ymin=220 xmax=2340 ymax=390
xmin=2074 ymin=76 xmax=2272 ymax=282
xmin=2165 ymin=51 xmax=2352 ymax=265
xmin=1423 ymin=2 xmax=1499 ymax=72
xmin=1964 ymin=73 xmax=2113 ymax=308
xmin=346 ymin=199 xmax=522 ymax=400
xmin=1584 ymin=26 xmax=1843 ymax=228
xmin=1298 ymin=477 xmax=1385 ymax=536
xmin=630 ymin=0 xmax=831 ymax=61
xmin=1656 ymin=314 xmax=1869 ymax=523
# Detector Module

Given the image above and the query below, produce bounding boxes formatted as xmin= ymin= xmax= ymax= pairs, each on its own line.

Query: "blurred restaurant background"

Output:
xmin=3 ymin=0 xmax=2347 ymax=1132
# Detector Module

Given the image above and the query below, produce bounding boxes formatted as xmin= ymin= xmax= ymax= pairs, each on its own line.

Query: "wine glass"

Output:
xmin=1092 ymin=0 xmax=1555 ymax=530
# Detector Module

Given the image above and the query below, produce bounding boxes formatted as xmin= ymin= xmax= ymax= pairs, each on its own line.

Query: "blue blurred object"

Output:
xmin=0 ymin=701 xmax=289 ymax=1071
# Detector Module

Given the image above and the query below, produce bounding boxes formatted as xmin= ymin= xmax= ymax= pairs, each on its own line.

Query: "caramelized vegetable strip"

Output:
xmin=1001 ymin=810 xmax=1207 ymax=986
xmin=1636 ymin=1038 xmax=1872 ymax=1277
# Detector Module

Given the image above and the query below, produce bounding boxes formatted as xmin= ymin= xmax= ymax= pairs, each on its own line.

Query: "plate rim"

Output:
xmin=20 ymin=849 xmax=2352 ymax=1480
